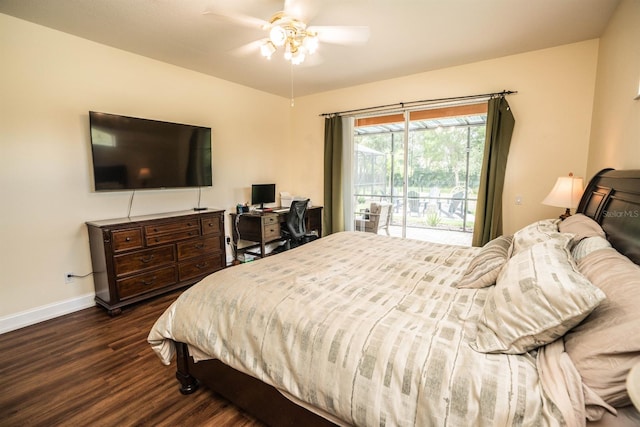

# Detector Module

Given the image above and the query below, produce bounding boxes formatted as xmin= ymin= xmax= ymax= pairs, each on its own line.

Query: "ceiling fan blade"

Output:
xmin=202 ymin=8 xmax=269 ymax=29
xmin=282 ymin=0 xmax=319 ymax=23
xmin=308 ymin=26 xmax=371 ymax=45
xmin=230 ymin=39 xmax=267 ymax=57
xmin=299 ymin=52 xmax=324 ymax=67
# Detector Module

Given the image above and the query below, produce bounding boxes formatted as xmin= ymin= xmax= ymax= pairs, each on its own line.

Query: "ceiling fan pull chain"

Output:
xmin=290 ymin=63 xmax=295 ymax=107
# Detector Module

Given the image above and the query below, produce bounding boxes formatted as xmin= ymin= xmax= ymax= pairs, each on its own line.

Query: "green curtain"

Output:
xmin=472 ymin=96 xmax=515 ymax=247
xmin=323 ymin=115 xmax=344 ymax=235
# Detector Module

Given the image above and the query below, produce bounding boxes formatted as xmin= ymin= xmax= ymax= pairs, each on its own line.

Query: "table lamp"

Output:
xmin=542 ymin=172 xmax=584 ymax=220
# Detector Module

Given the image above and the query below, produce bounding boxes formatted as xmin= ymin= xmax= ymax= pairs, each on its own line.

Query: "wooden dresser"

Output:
xmin=86 ymin=209 xmax=225 ymax=315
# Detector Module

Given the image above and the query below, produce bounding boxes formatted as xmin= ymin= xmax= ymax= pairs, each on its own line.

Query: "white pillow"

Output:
xmin=472 ymin=234 xmax=606 ymax=354
xmin=510 ymin=218 xmax=562 ymax=256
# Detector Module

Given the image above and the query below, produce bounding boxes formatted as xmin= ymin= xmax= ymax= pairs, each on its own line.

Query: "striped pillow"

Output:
xmin=571 ymin=236 xmax=611 ymax=261
xmin=456 ymin=235 xmax=512 ymax=289
xmin=472 ymin=234 xmax=606 ymax=354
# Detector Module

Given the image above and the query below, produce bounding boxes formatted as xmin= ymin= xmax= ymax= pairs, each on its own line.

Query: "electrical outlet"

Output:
xmin=226 ymin=236 xmax=231 ymax=245
xmin=65 ymin=272 xmax=74 ymax=284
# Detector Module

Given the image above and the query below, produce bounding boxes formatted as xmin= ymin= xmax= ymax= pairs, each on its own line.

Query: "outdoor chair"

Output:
xmin=356 ymin=202 xmax=391 ymax=235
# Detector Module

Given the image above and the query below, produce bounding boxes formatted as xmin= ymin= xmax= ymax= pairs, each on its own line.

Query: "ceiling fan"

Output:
xmin=203 ymin=0 xmax=370 ymax=66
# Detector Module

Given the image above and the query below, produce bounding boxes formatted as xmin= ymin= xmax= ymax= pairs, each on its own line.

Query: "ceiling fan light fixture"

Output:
xmin=291 ymin=50 xmax=305 ymax=65
xmin=269 ymin=25 xmax=287 ymax=46
xmin=303 ymin=34 xmax=319 ymax=55
xmin=261 ymin=12 xmax=320 ymax=65
xmin=283 ymin=42 xmax=293 ymax=61
xmin=260 ymin=41 xmax=276 ymax=59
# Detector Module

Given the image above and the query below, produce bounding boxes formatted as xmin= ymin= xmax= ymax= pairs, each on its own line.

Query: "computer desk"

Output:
xmin=230 ymin=206 xmax=323 ymax=261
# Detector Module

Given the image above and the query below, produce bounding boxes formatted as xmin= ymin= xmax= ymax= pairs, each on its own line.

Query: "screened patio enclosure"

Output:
xmin=352 ymin=105 xmax=487 ymax=245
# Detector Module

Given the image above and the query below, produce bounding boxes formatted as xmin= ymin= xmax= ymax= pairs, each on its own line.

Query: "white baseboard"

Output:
xmin=0 ymin=293 xmax=96 ymax=335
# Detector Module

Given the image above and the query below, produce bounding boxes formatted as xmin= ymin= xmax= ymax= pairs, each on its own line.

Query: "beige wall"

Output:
xmin=587 ymin=0 xmax=640 ymax=175
xmin=0 ymin=14 xmax=292 ymax=320
xmin=292 ymin=40 xmax=600 ymax=235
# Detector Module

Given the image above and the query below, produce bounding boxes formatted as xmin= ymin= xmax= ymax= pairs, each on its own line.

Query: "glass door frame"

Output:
xmin=347 ymin=102 xmax=488 ymax=240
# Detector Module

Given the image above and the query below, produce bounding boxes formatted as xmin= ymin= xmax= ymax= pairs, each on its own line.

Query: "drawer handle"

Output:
xmin=196 ymin=243 xmax=205 ymax=249
xmin=153 ymin=228 xmax=158 ymax=232
xmin=196 ymin=263 xmax=207 ymax=269
xmin=125 ymin=237 xmax=131 ymax=242
xmin=141 ymin=276 xmax=157 ymax=286
xmin=140 ymin=255 xmax=155 ymax=263
xmin=207 ymin=222 xmax=214 ymax=227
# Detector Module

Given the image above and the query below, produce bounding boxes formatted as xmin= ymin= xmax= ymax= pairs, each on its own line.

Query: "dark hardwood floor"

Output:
xmin=0 ymin=291 xmax=265 ymax=427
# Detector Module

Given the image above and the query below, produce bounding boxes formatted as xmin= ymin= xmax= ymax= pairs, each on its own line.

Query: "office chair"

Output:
xmin=282 ymin=199 xmax=318 ymax=250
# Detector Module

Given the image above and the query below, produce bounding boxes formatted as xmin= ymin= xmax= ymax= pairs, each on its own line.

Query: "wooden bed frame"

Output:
xmin=173 ymin=168 xmax=640 ymax=426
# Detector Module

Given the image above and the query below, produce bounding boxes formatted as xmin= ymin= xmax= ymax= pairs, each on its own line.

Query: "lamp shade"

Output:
xmin=542 ymin=175 xmax=584 ymax=208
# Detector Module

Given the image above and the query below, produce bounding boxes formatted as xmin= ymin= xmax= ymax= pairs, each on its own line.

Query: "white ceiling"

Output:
xmin=0 ymin=0 xmax=620 ymax=98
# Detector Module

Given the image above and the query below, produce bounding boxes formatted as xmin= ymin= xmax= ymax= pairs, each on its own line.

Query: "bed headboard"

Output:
xmin=577 ymin=168 xmax=640 ymax=265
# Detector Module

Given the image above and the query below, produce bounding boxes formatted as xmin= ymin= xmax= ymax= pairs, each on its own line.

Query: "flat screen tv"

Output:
xmin=251 ymin=184 xmax=276 ymax=210
xmin=89 ymin=111 xmax=212 ymax=191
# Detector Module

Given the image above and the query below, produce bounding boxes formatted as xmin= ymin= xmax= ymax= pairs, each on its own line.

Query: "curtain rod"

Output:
xmin=320 ymin=90 xmax=517 ymax=117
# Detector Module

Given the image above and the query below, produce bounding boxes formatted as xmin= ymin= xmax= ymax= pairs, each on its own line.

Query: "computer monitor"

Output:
xmin=251 ymin=184 xmax=276 ymax=210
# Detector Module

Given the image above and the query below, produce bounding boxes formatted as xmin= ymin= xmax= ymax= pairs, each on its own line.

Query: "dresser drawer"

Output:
xmin=146 ymin=229 xmax=200 ymax=246
xmin=145 ymin=219 xmax=200 ymax=237
xmin=117 ymin=266 xmax=178 ymax=300
xmin=179 ymin=254 xmax=224 ymax=281
xmin=177 ymin=236 xmax=222 ymax=261
xmin=113 ymin=245 xmax=175 ymax=277
xmin=201 ymin=216 xmax=221 ymax=235
xmin=112 ymin=228 xmax=143 ymax=252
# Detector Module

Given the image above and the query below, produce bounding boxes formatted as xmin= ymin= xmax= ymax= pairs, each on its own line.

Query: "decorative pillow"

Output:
xmin=564 ymin=247 xmax=640 ymax=407
xmin=456 ymin=235 xmax=512 ymax=289
xmin=571 ymin=236 xmax=612 ymax=262
xmin=558 ymin=213 xmax=606 ymax=243
xmin=511 ymin=218 xmax=563 ymax=256
xmin=472 ymin=235 xmax=606 ymax=354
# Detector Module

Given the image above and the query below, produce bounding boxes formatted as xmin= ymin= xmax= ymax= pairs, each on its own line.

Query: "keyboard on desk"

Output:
xmin=273 ymin=208 xmax=290 ymax=213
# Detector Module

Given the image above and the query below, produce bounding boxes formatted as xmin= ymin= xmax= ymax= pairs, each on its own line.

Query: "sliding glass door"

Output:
xmin=352 ymin=104 xmax=487 ymax=244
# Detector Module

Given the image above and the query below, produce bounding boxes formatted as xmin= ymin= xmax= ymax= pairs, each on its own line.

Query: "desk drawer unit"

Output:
xmin=263 ymin=215 xmax=281 ymax=242
xmin=87 ymin=209 xmax=226 ymax=315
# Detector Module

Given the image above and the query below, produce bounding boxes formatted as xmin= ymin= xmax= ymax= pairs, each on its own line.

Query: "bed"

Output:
xmin=148 ymin=168 xmax=640 ymax=426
